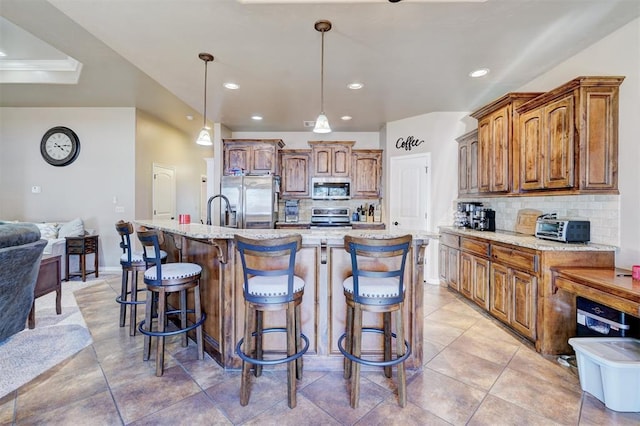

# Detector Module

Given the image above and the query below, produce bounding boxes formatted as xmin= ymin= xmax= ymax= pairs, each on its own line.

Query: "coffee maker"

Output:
xmin=455 ymin=202 xmax=483 ymax=228
xmin=284 ymin=200 xmax=299 ymax=223
xmin=476 ymin=209 xmax=496 ymax=231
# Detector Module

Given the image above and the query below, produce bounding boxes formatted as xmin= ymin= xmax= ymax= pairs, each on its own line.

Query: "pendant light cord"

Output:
xmin=320 ymin=30 xmax=325 ymax=114
xmin=202 ymin=59 xmax=208 ymax=129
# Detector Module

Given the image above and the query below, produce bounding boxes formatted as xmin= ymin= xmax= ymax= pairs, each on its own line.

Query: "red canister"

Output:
xmin=632 ymin=265 xmax=640 ymax=280
xmin=178 ymin=214 xmax=191 ymax=224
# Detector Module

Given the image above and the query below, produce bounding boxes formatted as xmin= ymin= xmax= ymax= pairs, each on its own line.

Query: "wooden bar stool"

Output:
xmin=114 ymin=221 xmax=167 ymax=336
xmin=338 ymin=234 xmax=412 ymax=408
xmin=234 ymin=234 xmax=309 ymax=409
xmin=137 ymin=229 xmax=205 ymax=376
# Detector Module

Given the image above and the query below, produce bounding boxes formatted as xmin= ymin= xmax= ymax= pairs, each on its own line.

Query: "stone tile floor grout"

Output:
xmin=1 ymin=274 xmax=639 ymax=425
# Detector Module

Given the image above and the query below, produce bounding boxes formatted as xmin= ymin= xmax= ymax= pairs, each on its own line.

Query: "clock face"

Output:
xmin=40 ymin=126 xmax=80 ymax=166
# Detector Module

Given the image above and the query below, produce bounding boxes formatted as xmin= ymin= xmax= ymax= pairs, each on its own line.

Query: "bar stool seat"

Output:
xmin=338 ymin=234 xmax=412 ymax=409
xmin=234 ymin=234 xmax=309 ymax=409
xmin=115 ymin=220 xmax=167 ymax=336
xmin=137 ymin=229 xmax=205 ymax=377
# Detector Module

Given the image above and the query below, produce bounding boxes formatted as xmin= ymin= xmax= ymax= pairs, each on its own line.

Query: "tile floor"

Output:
xmin=2 ymin=274 xmax=639 ymax=425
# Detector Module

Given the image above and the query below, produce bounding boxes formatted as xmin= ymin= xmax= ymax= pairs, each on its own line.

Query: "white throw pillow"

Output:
xmin=58 ymin=218 xmax=84 ymax=238
xmin=36 ymin=222 xmax=60 ymax=239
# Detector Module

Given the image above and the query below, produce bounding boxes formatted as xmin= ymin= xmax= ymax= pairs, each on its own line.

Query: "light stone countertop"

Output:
xmin=439 ymin=226 xmax=617 ymax=252
xmin=135 ymin=220 xmax=438 ymax=245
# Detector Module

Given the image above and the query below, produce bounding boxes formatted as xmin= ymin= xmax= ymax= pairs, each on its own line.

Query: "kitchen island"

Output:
xmin=135 ymin=220 xmax=436 ymax=370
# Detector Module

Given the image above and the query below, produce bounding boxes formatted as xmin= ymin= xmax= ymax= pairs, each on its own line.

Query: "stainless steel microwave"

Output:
xmin=311 ymin=177 xmax=351 ymax=200
xmin=535 ymin=218 xmax=590 ymax=243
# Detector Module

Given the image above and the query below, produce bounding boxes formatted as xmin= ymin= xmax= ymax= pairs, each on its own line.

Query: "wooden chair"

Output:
xmin=234 ymin=234 xmax=309 ymax=409
xmin=338 ymin=234 xmax=413 ymax=408
xmin=114 ymin=221 xmax=166 ymax=336
xmin=137 ymin=229 xmax=205 ymax=376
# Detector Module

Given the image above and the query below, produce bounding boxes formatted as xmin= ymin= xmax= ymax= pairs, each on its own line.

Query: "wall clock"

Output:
xmin=40 ymin=126 xmax=81 ymax=166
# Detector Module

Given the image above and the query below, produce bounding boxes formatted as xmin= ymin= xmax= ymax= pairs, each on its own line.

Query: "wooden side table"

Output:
xmin=66 ymin=234 xmax=99 ymax=282
xmin=29 ymin=254 xmax=62 ymax=329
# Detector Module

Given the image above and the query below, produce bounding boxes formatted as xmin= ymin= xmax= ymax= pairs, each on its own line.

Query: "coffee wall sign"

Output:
xmin=396 ymin=135 xmax=425 ymax=151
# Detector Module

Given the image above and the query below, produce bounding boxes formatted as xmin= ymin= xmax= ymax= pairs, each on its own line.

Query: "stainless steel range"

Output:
xmin=310 ymin=207 xmax=351 ymax=228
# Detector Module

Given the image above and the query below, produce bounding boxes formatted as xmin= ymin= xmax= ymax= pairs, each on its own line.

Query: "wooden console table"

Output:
xmin=65 ymin=234 xmax=99 ymax=281
xmin=28 ymin=254 xmax=62 ymax=329
xmin=551 ymin=267 xmax=640 ymax=318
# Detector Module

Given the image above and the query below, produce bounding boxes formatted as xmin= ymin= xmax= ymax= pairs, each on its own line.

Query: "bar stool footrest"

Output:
xmin=115 ymin=290 xmax=146 ymax=306
xmin=138 ymin=310 xmax=206 ymax=337
xmin=237 ymin=327 xmax=310 ymax=366
xmin=338 ymin=327 xmax=411 ymax=367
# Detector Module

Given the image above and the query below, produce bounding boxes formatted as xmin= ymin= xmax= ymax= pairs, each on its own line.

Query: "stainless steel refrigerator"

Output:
xmin=220 ymin=175 xmax=279 ymax=229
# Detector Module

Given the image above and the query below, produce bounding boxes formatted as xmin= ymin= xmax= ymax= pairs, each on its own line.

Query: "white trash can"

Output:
xmin=568 ymin=337 xmax=640 ymax=412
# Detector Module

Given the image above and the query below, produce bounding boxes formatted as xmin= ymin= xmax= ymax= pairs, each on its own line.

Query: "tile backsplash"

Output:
xmin=457 ymin=194 xmax=619 ymax=246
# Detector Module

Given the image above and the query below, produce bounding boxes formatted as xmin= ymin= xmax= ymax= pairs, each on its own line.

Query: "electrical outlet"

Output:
xmin=31 ymin=186 xmax=41 ymax=193
xmin=115 ymin=206 xmax=125 ymax=213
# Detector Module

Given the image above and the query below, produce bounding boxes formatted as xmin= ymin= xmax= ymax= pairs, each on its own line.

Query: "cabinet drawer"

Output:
xmin=491 ymin=244 xmax=539 ymax=273
xmin=460 ymin=237 xmax=490 ymax=257
xmin=440 ymin=232 xmax=459 ymax=248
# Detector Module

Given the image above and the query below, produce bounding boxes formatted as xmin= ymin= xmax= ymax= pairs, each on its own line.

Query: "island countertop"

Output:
xmin=136 ymin=219 xmax=439 ymax=244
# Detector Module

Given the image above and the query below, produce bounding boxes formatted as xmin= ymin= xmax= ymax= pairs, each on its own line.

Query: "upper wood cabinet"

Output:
xmin=516 ymin=76 xmax=623 ymax=193
xmin=456 ymin=129 xmax=478 ymax=196
xmin=222 ymin=139 xmax=284 ymax=176
xmin=309 ymin=141 xmax=353 ymax=177
xmin=279 ymin=150 xmax=311 ymax=198
xmin=352 ymin=149 xmax=383 ymax=199
xmin=471 ymin=93 xmax=542 ymax=194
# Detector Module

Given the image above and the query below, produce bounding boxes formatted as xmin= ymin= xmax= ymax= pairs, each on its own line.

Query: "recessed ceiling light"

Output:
xmin=251 ymin=115 xmax=263 ymax=120
xmin=469 ymin=68 xmax=490 ymax=78
xmin=347 ymin=82 xmax=363 ymax=90
xmin=186 ymin=115 xmax=194 ymax=121
xmin=224 ymin=82 xmax=240 ymax=89
xmin=0 ymin=51 xmax=7 ymax=57
xmin=341 ymin=116 xmax=352 ymax=121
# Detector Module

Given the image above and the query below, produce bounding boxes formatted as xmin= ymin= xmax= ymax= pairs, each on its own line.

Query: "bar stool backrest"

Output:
xmin=137 ymin=229 xmax=165 ymax=286
xmin=235 ymin=234 xmax=302 ymax=304
xmin=115 ymin=220 xmax=136 ymax=266
xmin=344 ymin=234 xmax=412 ymax=305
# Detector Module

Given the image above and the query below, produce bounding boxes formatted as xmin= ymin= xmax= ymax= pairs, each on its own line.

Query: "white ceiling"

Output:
xmin=1 ymin=0 xmax=639 ymax=136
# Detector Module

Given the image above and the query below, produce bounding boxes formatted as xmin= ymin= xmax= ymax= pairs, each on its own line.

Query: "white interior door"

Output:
xmin=389 ymin=153 xmax=431 ymax=230
xmin=152 ymin=163 xmax=176 ymax=220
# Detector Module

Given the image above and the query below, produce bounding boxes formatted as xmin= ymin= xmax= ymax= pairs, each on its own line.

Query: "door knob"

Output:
xmin=393 ymin=221 xmax=399 ymax=226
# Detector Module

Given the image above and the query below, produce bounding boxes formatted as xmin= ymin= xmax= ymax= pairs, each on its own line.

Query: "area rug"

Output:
xmin=0 ymin=278 xmax=101 ymax=399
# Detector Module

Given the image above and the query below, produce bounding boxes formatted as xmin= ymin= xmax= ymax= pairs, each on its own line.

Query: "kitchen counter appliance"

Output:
xmin=535 ymin=217 xmax=590 ymax=243
xmin=454 ymin=202 xmax=495 ymax=231
xmin=284 ymin=200 xmax=299 ymax=223
xmin=310 ymin=207 xmax=351 ymax=228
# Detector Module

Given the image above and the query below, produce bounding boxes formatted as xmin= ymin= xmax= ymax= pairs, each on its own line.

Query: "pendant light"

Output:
xmin=196 ymin=53 xmax=214 ymax=146
xmin=313 ymin=20 xmax=332 ymax=134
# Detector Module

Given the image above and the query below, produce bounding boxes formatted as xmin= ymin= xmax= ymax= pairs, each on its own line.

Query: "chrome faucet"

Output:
xmin=206 ymin=194 xmax=232 ymax=226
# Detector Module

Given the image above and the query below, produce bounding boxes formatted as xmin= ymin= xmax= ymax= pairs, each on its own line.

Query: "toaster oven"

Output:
xmin=534 ymin=218 xmax=590 ymax=243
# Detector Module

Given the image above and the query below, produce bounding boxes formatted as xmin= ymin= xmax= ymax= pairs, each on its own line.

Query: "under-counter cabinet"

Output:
xmin=222 ymin=139 xmax=284 ymax=176
xmin=351 ymin=149 xmax=383 ymax=198
xmin=456 ymin=129 xmax=478 ymax=196
xmin=438 ymin=229 xmax=614 ymax=354
xmin=279 ymin=149 xmax=311 ymax=198
xmin=309 ymin=141 xmax=353 ymax=177
xmin=471 ymin=93 xmax=542 ymax=194
xmin=516 ymin=76 xmax=623 ymax=193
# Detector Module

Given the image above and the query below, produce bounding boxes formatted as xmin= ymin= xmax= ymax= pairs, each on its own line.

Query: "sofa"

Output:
xmin=33 ymin=218 xmax=87 ymax=279
xmin=0 ymin=222 xmax=47 ymax=342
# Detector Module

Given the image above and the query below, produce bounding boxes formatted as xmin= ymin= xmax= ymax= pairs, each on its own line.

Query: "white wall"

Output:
xmin=515 ymin=18 xmax=640 ymax=268
xmin=385 ymin=112 xmax=474 ymax=283
xmin=0 ymin=107 xmax=210 ymax=272
xmin=0 ymin=107 xmax=136 ymax=271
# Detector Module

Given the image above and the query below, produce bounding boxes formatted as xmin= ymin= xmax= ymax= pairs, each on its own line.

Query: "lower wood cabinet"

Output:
xmin=489 ymin=262 xmax=537 ymax=340
xmin=438 ymin=229 xmax=615 ymax=354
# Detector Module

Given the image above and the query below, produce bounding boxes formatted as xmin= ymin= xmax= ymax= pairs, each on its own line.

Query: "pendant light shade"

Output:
xmin=196 ymin=53 xmax=214 ymax=146
xmin=313 ymin=20 xmax=332 ymax=134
